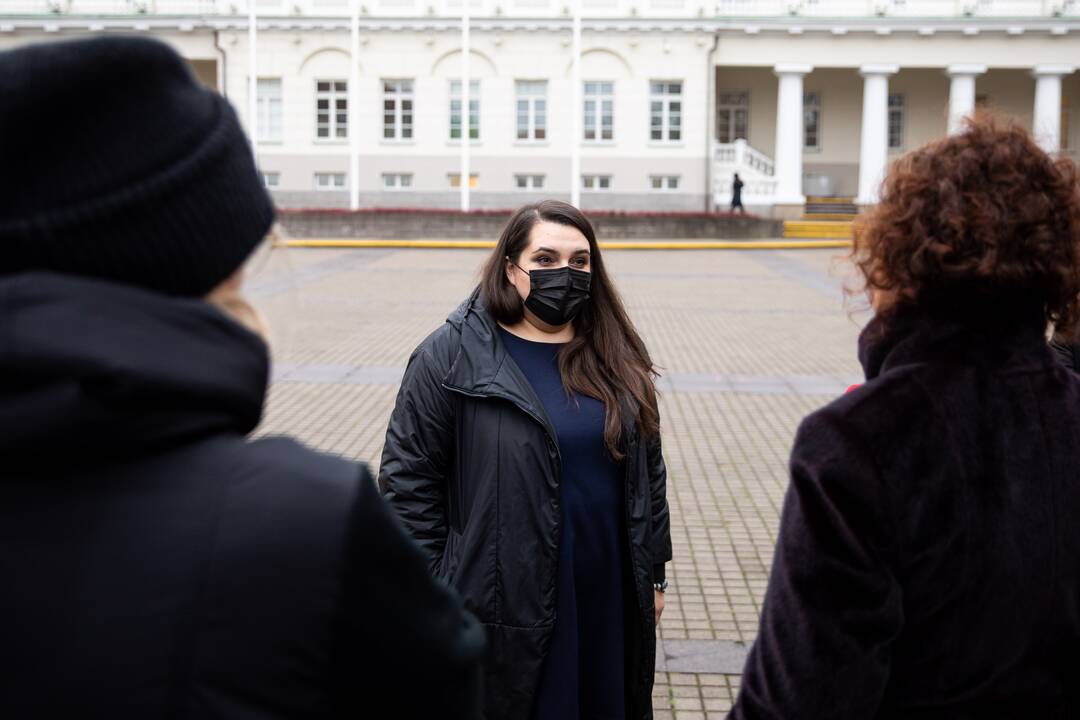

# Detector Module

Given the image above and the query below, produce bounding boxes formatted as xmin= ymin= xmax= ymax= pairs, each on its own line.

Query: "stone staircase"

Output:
xmin=783 ymin=196 xmax=857 ymax=240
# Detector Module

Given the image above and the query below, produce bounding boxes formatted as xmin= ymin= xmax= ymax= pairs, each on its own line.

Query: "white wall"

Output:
xmin=803 ymin=68 xmax=863 ymax=165
xmin=714 ymin=66 xmax=776 ymax=156
xmin=977 ymin=69 xmax=1036 ymax=130
xmin=888 ymin=68 xmax=950 ymax=155
xmin=228 ymin=28 xmax=711 ymax=201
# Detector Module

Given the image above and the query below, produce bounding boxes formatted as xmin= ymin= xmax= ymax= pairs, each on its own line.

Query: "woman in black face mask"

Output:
xmin=378 ymin=200 xmax=671 ymax=720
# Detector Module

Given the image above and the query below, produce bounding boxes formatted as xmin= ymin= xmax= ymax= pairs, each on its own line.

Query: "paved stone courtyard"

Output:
xmin=251 ymin=245 xmax=868 ymax=718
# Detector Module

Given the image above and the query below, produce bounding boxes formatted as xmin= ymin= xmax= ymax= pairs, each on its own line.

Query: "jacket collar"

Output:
xmin=443 ymin=288 xmax=642 ymax=446
xmin=859 ymin=298 xmax=1053 ymax=382
xmin=443 ymin=287 xmax=555 ymax=431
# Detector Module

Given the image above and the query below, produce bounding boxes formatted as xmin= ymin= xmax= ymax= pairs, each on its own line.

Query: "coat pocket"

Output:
xmin=437 ymin=528 xmax=461 ymax=583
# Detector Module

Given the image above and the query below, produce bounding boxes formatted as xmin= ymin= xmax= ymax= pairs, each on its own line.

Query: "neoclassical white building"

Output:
xmin=3 ymin=0 xmax=1079 ymax=216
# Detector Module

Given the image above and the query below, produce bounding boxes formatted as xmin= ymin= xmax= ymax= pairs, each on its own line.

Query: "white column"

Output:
xmin=772 ymin=64 xmax=812 ymax=206
xmin=349 ymin=0 xmax=360 ymax=211
xmin=856 ymin=64 xmax=898 ymax=206
xmin=570 ymin=0 xmax=582 ymax=208
xmin=460 ymin=0 xmax=471 ymax=212
xmin=946 ymin=64 xmax=986 ymax=135
xmin=1032 ymin=65 xmax=1075 ymax=154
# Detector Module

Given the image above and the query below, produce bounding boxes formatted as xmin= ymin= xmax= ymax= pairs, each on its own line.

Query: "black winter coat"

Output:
xmin=731 ymin=303 xmax=1080 ymax=719
xmin=379 ymin=289 xmax=672 ymax=719
xmin=0 ymin=272 xmax=485 ymax=719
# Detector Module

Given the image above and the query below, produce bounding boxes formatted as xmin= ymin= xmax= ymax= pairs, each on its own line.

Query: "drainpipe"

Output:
xmin=704 ymin=30 xmax=720 ymax=212
xmin=213 ymin=29 xmax=227 ymax=99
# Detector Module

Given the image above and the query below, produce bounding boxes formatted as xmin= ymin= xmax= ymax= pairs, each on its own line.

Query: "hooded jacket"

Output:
xmin=0 ymin=272 xmax=484 ymax=719
xmin=379 ymin=289 xmax=672 ymax=719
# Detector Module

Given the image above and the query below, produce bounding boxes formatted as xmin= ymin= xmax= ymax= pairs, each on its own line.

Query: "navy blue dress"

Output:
xmin=498 ymin=327 xmax=628 ymax=720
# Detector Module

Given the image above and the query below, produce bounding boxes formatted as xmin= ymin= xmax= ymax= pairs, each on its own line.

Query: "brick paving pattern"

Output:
xmin=252 ymin=246 xmax=867 ymax=718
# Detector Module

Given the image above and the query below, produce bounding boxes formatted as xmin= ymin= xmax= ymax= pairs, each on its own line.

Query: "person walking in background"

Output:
xmin=729 ymin=115 xmax=1080 ymax=718
xmin=0 ymin=37 xmax=483 ymax=719
xmin=379 ymin=200 xmax=672 ymax=719
xmin=731 ymin=172 xmax=746 ymax=214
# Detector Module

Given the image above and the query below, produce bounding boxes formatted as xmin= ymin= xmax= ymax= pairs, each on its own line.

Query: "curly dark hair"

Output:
xmin=852 ymin=113 xmax=1080 ymax=334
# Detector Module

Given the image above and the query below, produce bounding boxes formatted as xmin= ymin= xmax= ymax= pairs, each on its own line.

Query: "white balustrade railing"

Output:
xmin=716 ymin=139 xmax=775 ymax=176
xmin=715 ymin=145 xmax=736 ymax=163
xmin=4 ymin=0 xmax=1073 ymax=16
xmin=744 ymin=144 xmax=775 ymax=176
xmin=714 ymin=139 xmax=777 ymax=201
xmin=713 ymin=176 xmax=778 ymax=201
xmin=3 ymin=0 xmax=220 ymax=13
xmin=713 ymin=0 xmax=1069 ymax=16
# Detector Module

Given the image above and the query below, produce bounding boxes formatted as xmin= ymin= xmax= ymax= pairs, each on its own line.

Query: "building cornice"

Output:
xmin=2 ymin=14 xmax=1079 ymax=35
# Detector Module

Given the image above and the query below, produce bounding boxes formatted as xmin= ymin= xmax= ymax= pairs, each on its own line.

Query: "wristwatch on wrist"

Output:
xmin=653 ymin=579 xmax=668 ymax=593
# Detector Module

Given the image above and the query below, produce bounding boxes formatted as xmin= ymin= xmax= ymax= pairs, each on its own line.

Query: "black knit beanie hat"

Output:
xmin=0 ymin=36 xmax=275 ymax=296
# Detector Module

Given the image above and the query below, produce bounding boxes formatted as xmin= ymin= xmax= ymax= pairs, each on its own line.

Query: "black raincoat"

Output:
xmin=379 ymin=288 xmax=672 ymax=719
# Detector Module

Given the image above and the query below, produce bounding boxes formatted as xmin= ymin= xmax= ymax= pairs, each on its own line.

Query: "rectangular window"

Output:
xmin=649 ymin=81 xmax=682 ymax=142
xmin=582 ymin=174 xmax=612 ymax=191
xmin=449 ymin=173 xmax=479 ymax=189
xmin=383 ymin=79 xmax=415 ymax=141
xmin=516 ymin=80 xmax=548 ymax=141
xmin=583 ymin=81 xmax=614 ymax=141
xmin=450 ymin=79 xmax=480 ymax=140
xmin=314 ymin=172 xmax=347 ymax=190
xmin=514 ymin=174 xmax=545 ymax=190
xmin=888 ymin=93 xmax=905 ymax=150
xmin=382 ymin=173 xmax=413 ymax=190
xmin=257 ymin=78 xmax=283 ymax=142
xmin=315 ymin=80 xmax=347 ymax=140
xmin=649 ymin=175 xmax=679 ymax=191
xmin=716 ymin=90 xmax=749 ymax=143
xmin=804 ymin=92 xmax=821 ymax=150
xmin=260 ymin=171 xmax=280 ymax=188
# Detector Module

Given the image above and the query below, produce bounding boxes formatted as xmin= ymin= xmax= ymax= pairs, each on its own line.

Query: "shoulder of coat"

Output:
xmin=413 ymin=321 xmax=463 ymax=370
xmin=805 ymin=364 xmax=931 ymax=449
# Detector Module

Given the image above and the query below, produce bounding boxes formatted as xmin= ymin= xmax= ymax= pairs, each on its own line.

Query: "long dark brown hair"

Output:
xmin=480 ymin=200 xmax=659 ymax=459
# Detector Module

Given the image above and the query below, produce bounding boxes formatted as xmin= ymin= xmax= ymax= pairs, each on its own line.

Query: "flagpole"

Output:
xmin=350 ymin=0 xmax=360 ymax=210
xmin=570 ymin=0 xmax=581 ymax=207
xmin=460 ymin=0 xmax=472 ymax=212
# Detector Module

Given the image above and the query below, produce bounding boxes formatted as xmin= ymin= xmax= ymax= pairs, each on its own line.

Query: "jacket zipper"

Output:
xmin=448 ymin=381 xmax=648 ymax=704
xmin=442 ymin=382 xmax=565 ymax=625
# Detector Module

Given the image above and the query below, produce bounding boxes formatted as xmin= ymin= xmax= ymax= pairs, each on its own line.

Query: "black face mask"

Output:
xmin=513 ymin=262 xmax=592 ymax=326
